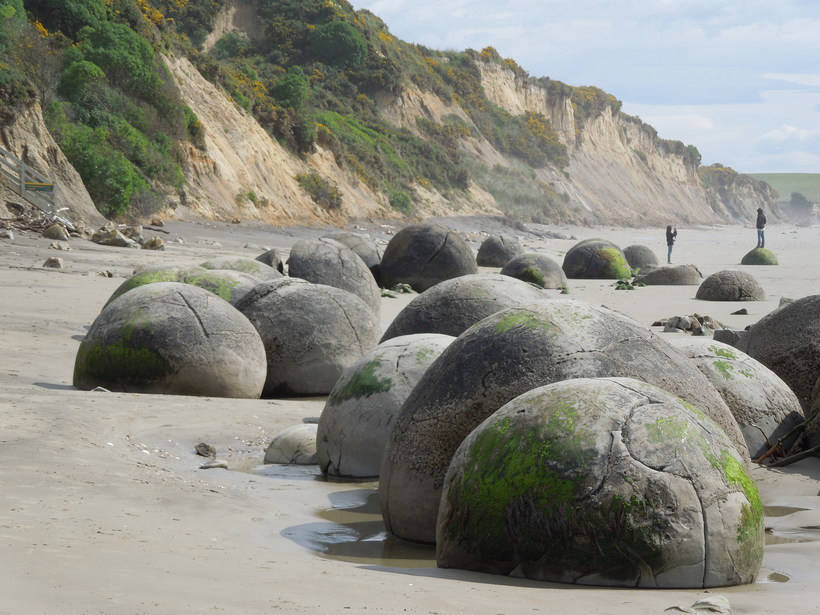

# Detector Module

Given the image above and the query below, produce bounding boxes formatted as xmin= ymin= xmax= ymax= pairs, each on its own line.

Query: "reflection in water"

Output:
xmin=764 ymin=505 xmax=809 ymax=518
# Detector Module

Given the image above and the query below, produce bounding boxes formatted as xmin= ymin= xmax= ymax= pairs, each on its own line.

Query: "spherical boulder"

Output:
xmin=696 ymin=270 xmax=765 ymax=301
xmin=634 ymin=265 xmax=702 ymax=286
xmin=380 ymin=224 xmax=477 ymax=292
xmin=322 ymin=232 xmax=382 ymax=284
xmin=379 ymin=300 xmax=746 ymax=544
xmin=741 ymin=248 xmax=778 ymax=265
xmin=476 ymin=234 xmax=523 ymax=267
xmin=255 ymin=248 xmax=286 ymax=273
xmin=74 ymin=282 xmax=266 ymax=398
xmin=437 ymin=377 xmax=763 ymax=588
xmin=500 ymin=253 xmax=567 ymax=289
xmin=264 ymin=424 xmax=318 ymax=465
xmin=562 ymin=238 xmax=631 ymax=279
xmin=105 ymin=265 xmax=194 ymax=306
xmin=380 ymin=273 xmax=548 ymax=341
xmin=200 ymin=256 xmax=282 ymax=280
xmin=623 ymin=244 xmax=659 ymax=270
xmin=287 ymin=237 xmax=381 ymax=315
xmin=236 ymin=280 xmax=380 ymax=396
xmin=318 ymin=333 xmax=455 ymax=478
xmin=665 ymin=336 xmax=804 ymax=458
xmin=743 ymin=294 xmax=820 ymax=409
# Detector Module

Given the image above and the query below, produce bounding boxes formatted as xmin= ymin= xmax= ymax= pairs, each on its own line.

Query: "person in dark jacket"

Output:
xmin=665 ymin=225 xmax=677 ymax=263
xmin=756 ymin=208 xmax=766 ymax=248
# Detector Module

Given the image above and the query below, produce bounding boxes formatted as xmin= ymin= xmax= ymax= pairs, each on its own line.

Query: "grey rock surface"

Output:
xmin=500 ymin=253 xmax=567 ymax=289
xmin=200 ymin=256 xmax=282 ymax=280
xmin=696 ymin=270 xmax=765 ymax=301
xmin=322 ymin=232 xmax=382 ymax=283
xmin=635 ymin=265 xmax=703 ymax=286
xmin=476 ymin=234 xmax=523 ymax=267
xmin=255 ymin=248 xmax=285 ymax=273
xmin=264 ymin=424 xmax=318 ymax=464
xmin=623 ymin=244 xmax=659 ymax=270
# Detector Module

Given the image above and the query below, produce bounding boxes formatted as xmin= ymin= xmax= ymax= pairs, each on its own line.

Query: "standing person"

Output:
xmin=756 ymin=207 xmax=766 ymax=248
xmin=666 ymin=224 xmax=677 ymax=264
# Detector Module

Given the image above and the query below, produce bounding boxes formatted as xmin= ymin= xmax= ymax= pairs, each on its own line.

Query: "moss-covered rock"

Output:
xmin=437 ymin=378 xmax=763 ymax=587
xmin=200 ymin=256 xmax=282 ymax=280
xmin=500 ymin=252 xmax=567 ymax=289
xmin=741 ymin=248 xmax=778 ymax=265
xmin=562 ymin=238 xmax=631 ymax=279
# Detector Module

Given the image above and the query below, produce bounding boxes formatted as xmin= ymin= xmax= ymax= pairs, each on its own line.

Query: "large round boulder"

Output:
xmin=623 ymin=244 xmax=659 ymax=270
xmin=381 ymin=273 xmax=548 ymax=341
xmin=264 ymin=424 xmax=318 ymax=464
xmin=322 ymin=232 xmax=382 ymax=284
xmin=379 ymin=299 xmax=746 ymax=544
xmin=74 ymin=282 xmax=266 ymax=398
xmin=665 ymin=336 xmax=804 ymax=458
xmin=380 ymin=224 xmax=477 ymax=292
xmin=562 ymin=238 xmax=631 ymax=279
xmin=437 ymin=378 xmax=763 ymax=588
xmin=200 ymin=256 xmax=282 ymax=280
xmin=696 ymin=270 xmax=765 ymax=301
xmin=287 ymin=237 xmax=381 ymax=315
xmin=476 ymin=234 xmax=523 ymax=267
xmin=317 ymin=333 xmax=454 ymax=478
xmin=634 ymin=265 xmax=702 ymax=286
xmin=741 ymin=248 xmax=778 ymax=265
xmin=743 ymin=295 xmax=820 ymax=409
xmin=105 ymin=265 xmax=196 ymax=306
xmin=500 ymin=253 xmax=567 ymax=289
xmin=236 ymin=280 xmax=380 ymax=396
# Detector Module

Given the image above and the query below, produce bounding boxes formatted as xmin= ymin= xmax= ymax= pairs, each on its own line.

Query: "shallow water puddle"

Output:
xmin=764 ymin=504 xmax=820 ymax=547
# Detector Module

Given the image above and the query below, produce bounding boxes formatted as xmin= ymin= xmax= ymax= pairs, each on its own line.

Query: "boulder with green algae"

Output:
xmin=665 ymin=336 xmax=804 ymax=458
xmin=74 ymin=283 xmax=266 ymax=398
xmin=200 ymin=256 xmax=282 ymax=280
xmin=500 ymin=253 xmax=567 ymax=289
xmin=476 ymin=234 xmax=523 ymax=267
xmin=379 ymin=299 xmax=747 ymax=544
xmin=380 ymin=273 xmax=548 ymax=342
xmin=318 ymin=333 xmax=454 ymax=478
xmin=106 ymin=266 xmax=260 ymax=306
xmin=437 ymin=377 xmax=763 ymax=588
xmin=562 ymin=238 xmax=631 ymax=279
xmin=741 ymin=248 xmax=778 ymax=265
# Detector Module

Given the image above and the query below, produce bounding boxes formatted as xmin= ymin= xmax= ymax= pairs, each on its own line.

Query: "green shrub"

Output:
xmin=388 ymin=189 xmax=412 ymax=213
xmin=311 ymin=20 xmax=368 ymax=68
xmin=26 ymin=0 xmax=105 ymax=40
xmin=211 ymin=32 xmax=251 ymax=60
xmin=0 ymin=62 xmax=35 ymax=120
xmin=183 ymin=105 xmax=205 ymax=149
xmin=57 ymin=60 xmax=106 ymax=103
xmin=272 ymin=68 xmax=309 ymax=109
xmin=296 ymin=171 xmax=342 ymax=210
xmin=0 ymin=0 xmax=23 ymax=52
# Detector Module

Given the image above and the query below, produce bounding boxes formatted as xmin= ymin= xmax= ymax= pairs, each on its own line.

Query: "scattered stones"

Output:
xmin=122 ymin=225 xmax=144 ymax=244
xmin=322 ymin=232 xmax=383 ymax=284
xmin=74 ymin=282 xmax=267 ymax=398
xmin=731 ymin=308 xmax=748 ymax=315
xmin=287 ymin=237 xmax=381 ymax=315
xmin=195 ymin=442 xmax=216 ymax=458
xmin=665 ymin=336 xmax=805 ymax=458
xmin=49 ymin=241 xmax=71 ymax=251
xmin=662 ymin=313 xmax=724 ymax=336
xmin=380 ymin=300 xmax=746 ymax=544
xmin=264 ymin=424 xmax=318 ymax=464
xmin=236 ymin=279 xmax=380 ymax=396
xmin=96 ymin=270 xmax=113 ymax=278
xmin=380 ymin=224 xmax=477 ymax=292
xmin=43 ymin=257 xmax=64 ymax=269
xmin=381 ymin=273 xmax=548 ymax=341
xmin=91 ymin=225 xmax=140 ymax=248
xmin=476 ymin=234 xmax=523 ymax=267
xmin=562 ymin=238 xmax=631 ymax=279
xmin=255 ymin=248 xmax=285 ymax=274
xmin=317 ymin=334 xmax=454 ymax=478
xmin=437 ymin=378 xmax=763 ymax=588
xmin=0 ymin=229 xmax=13 ymax=240
xmin=142 ymin=236 xmax=165 ymax=250
xmin=42 ymin=223 xmax=70 ymax=241
xmin=623 ymin=244 xmax=659 ymax=270
xmin=696 ymin=271 xmax=765 ymax=302
xmin=634 ymin=264 xmax=703 ymax=285
xmin=741 ymin=248 xmax=778 ymax=265
xmin=199 ymin=459 xmax=228 ymax=470
xmin=500 ymin=253 xmax=567 ymax=289
xmin=200 ymin=256 xmax=281 ymax=280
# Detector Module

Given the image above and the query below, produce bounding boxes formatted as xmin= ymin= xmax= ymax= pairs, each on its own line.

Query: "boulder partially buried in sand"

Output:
xmin=741 ymin=248 xmax=778 ymax=265
xmin=562 ymin=238 xmax=631 ymax=279
xmin=500 ymin=253 xmax=567 ymax=289
xmin=696 ymin=270 xmax=765 ymax=301
xmin=74 ymin=282 xmax=267 ymax=398
xmin=264 ymin=424 xmax=318 ymax=465
xmin=634 ymin=265 xmax=702 ymax=286
xmin=623 ymin=244 xmax=659 ymax=270
xmin=476 ymin=234 xmax=523 ymax=267
xmin=380 ymin=273 xmax=548 ymax=341
xmin=236 ymin=279 xmax=380 ymax=396
xmin=437 ymin=378 xmax=763 ymax=588
xmin=379 ymin=300 xmax=747 ymax=544
xmin=287 ymin=237 xmax=381 ymax=315
xmin=379 ymin=224 xmax=477 ymax=292
xmin=200 ymin=256 xmax=282 ymax=280
xmin=318 ymin=334 xmax=454 ymax=478
xmin=665 ymin=336 xmax=804 ymax=458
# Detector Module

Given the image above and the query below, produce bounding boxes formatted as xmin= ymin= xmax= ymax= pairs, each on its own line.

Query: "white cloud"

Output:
xmin=760 ymin=124 xmax=819 ymax=143
xmin=763 ymin=73 xmax=820 ymax=88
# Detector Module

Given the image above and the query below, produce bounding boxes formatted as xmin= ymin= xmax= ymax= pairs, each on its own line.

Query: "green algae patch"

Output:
xmin=105 ymin=269 xmax=181 ymax=305
xmin=713 ymin=360 xmax=734 ymax=380
xmin=494 ymin=311 xmax=555 ymax=334
xmin=598 ymin=247 xmax=632 ymax=279
xmin=520 ymin=266 xmax=546 ymax=287
xmin=74 ymin=341 xmax=170 ymax=387
xmin=741 ymin=248 xmax=778 ymax=266
xmin=202 ymin=259 xmax=262 ymax=275
xmin=183 ymin=272 xmax=240 ymax=302
xmin=415 ymin=347 xmax=436 ymax=362
xmin=708 ymin=345 xmax=737 ymax=359
xmin=713 ymin=450 xmax=764 ymax=568
xmin=328 ymin=360 xmax=392 ymax=404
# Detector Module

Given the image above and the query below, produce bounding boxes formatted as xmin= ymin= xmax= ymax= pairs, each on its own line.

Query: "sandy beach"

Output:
xmin=2 ymin=218 xmax=820 ymax=614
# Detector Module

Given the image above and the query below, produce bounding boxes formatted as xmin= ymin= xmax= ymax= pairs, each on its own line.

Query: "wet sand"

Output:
xmin=2 ymin=218 xmax=820 ymax=614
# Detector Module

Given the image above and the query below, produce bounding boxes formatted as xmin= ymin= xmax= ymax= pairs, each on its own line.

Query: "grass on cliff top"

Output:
xmin=748 ymin=173 xmax=820 ymax=202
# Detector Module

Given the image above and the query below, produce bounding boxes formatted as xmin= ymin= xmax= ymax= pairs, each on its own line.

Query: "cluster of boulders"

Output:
xmin=654 ymin=313 xmax=725 ymax=336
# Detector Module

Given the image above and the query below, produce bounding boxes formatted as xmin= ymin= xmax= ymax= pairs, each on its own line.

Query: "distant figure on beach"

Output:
xmin=756 ymin=207 xmax=767 ymax=248
xmin=666 ymin=225 xmax=677 ymax=264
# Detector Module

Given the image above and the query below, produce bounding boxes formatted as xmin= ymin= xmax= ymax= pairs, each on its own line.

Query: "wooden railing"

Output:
xmin=0 ymin=144 xmax=74 ymax=229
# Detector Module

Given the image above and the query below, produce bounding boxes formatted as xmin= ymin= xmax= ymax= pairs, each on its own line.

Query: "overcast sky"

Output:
xmin=354 ymin=0 xmax=820 ymax=173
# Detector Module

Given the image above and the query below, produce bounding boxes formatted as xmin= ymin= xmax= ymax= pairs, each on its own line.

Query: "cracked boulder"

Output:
xmin=236 ymin=280 xmax=380 ymax=396
xmin=287 ymin=237 xmax=381 ymax=315
xmin=106 ymin=266 xmax=260 ymax=306
xmin=500 ymin=253 xmax=567 ymax=289
xmin=318 ymin=333 xmax=454 ymax=478
xmin=635 ymin=264 xmax=703 ymax=286
xmin=696 ymin=270 xmax=765 ymax=301
xmin=264 ymin=424 xmax=318 ymax=465
xmin=255 ymin=248 xmax=286 ymax=274
xmin=665 ymin=336 xmax=804 ymax=458
xmin=322 ymin=232 xmax=382 ymax=285
xmin=476 ymin=234 xmax=523 ymax=267
xmin=562 ymin=238 xmax=631 ymax=279
xmin=381 ymin=273 xmax=548 ymax=341
xmin=623 ymin=244 xmax=659 ymax=270
xmin=200 ymin=256 xmax=282 ymax=280
xmin=380 ymin=224 xmax=477 ymax=292
xmin=379 ymin=299 xmax=747 ymax=544
xmin=437 ymin=377 xmax=763 ymax=588
xmin=73 ymin=282 xmax=266 ymax=398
